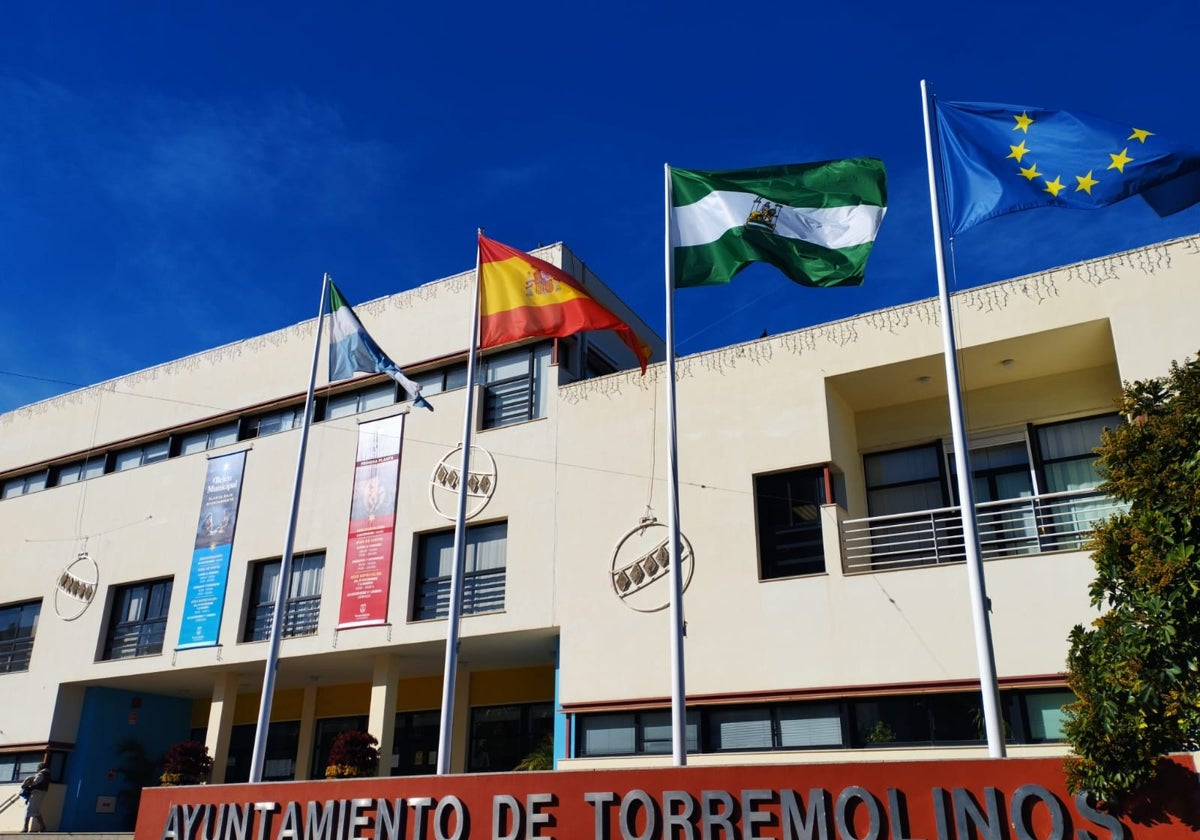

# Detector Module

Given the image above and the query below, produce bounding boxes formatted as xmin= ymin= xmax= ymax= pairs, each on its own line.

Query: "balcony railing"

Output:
xmin=413 ymin=567 xmax=506 ymax=620
xmin=841 ymin=488 xmax=1126 ymax=572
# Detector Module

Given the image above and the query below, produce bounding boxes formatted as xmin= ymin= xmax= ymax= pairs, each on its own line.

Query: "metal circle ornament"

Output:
xmin=55 ymin=551 xmax=100 ymax=621
xmin=610 ymin=517 xmax=695 ymax=613
xmin=429 ymin=444 xmax=498 ymax=521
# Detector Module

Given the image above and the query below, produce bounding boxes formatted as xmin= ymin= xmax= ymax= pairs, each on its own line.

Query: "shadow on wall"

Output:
xmin=1118 ymin=759 xmax=1200 ymax=831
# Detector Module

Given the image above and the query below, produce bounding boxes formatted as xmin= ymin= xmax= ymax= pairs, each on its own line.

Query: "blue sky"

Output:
xmin=3 ymin=1 xmax=1199 ymax=413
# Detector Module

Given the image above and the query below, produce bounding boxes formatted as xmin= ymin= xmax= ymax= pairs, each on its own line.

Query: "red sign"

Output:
xmin=338 ymin=415 xmax=404 ymax=629
xmin=137 ymin=756 xmax=1200 ymax=840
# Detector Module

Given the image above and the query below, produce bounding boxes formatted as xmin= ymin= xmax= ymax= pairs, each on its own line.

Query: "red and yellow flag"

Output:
xmin=478 ymin=235 xmax=652 ymax=374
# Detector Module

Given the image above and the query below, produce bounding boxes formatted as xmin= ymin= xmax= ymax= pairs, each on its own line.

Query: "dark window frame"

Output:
xmin=0 ymin=600 xmax=41 ymax=674
xmin=224 ymin=720 xmax=301 ymax=783
xmin=1 ymin=469 xmax=49 ymax=499
xmin=1031 ymin=412 xmax=1122 ymax=493
xmin=243 ymin=552 xmax=325 ymax=642
xmin=574 ymin=688 xmax=1072 ymax=758
xmin=53 ymin=454 xmax=108 ymax=485
xmin=102 ymin=578 xmax=173 ymax=660
xmin=0 ymin=751 xmax=66 ymax=784
xmin=242 ymin=406 xmax=306 ymax=440
xmin=390 ymin=710 xmax=441 ymax=776
xmin=412 ymin=522 xmax=507 ymax=621
xmin=576 ymin=709 xmax=699 ymax=757
xmin=864 ymin=441 xmax=949 ymax=516
xmin=754 ymin=465 xmax=828 ymax=580
xmin=468 ymin=702 xmax=553 ymax=773
xmin=482 ymin=347 xmax=538 ymax=429
xmin=706 ymin=702 xmax=845 ymax=752
xmin=311 ymin=715 xmax=368 ymax=779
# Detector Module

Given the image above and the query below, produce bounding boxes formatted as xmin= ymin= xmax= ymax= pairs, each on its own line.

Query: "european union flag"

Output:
xmin=936 ymin=100 xmax=1200 ymax=235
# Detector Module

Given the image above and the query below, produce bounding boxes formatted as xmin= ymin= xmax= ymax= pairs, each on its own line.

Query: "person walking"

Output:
xmin=21 ymin=761 xmax=49 ymax=832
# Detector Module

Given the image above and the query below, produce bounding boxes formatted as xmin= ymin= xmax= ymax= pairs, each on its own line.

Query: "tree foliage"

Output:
xmin=1064 ymin=353 xmax=1200 ymax=803
xmin=513 ymin=734 xmax=554 ymax=771
xmin=324 ymin=730 xmax=379 ymax=779
xmin=160 ymin=740 xmax=213 ymax=786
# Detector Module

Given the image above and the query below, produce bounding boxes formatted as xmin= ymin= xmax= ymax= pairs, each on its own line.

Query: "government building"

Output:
xmin=2 ymin=235 xmax=1197 ymax=831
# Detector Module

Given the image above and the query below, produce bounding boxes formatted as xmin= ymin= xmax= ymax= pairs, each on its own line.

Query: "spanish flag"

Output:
xmin=478 ymin=235 xmax=652 ymax=374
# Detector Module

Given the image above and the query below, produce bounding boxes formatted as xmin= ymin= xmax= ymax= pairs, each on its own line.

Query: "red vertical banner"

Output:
xmin=337 ymin=413 xmax=404 ymax=628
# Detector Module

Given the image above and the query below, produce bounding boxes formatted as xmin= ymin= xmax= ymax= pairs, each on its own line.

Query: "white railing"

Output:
xmin=841 ymin=489 xmax=1126 ymax=572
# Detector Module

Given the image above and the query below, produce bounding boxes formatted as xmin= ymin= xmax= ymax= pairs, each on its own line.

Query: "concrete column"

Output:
xmin=368 ymin=655 xmax=401 ymax=777
xmin=821 ymin=503 xmax=847 ymax=577
xmin=205 ymin=673 xmax=240 ymax=784
xmin=450 ymin=668 xmax=472 ymax=773
xmin=293 ymin=683 xmax=318 ymax=780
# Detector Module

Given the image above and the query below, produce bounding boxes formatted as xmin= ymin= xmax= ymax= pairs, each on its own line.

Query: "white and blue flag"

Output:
xmin=329 ymin=282 xmax=432 ymax=411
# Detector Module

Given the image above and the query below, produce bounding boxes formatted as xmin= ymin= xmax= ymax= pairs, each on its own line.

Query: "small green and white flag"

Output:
xmin=670 ymin=158 xmax=887 ymax=289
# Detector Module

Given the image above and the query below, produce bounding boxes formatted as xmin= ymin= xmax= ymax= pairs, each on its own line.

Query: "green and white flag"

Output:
xmin=670 ymin=159 xmax=887 ymax=288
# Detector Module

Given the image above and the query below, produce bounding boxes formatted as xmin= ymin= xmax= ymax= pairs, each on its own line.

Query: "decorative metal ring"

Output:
xmin=610 ymin=517 xmax=695 ymax=613
xmin=54 ymin=552 xmax=100 ymax=621
xmin=428 ymin=444 xmax=498 ymax=521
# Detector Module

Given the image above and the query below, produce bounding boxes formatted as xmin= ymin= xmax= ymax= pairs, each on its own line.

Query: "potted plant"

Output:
xmin=513 ymin=734 xmax=553 ymax=771
xmin=324 ymin=731 xmax=379 ymax=779
xmin=160 ymin=740 xmax=212 ymax=786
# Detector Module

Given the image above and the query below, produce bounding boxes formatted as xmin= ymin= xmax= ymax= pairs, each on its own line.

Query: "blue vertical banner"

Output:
xmin=177 ymin=450 xmax=247 ymax=649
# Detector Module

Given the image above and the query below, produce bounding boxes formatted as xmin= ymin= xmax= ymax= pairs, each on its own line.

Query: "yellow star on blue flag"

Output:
xmin=935 ymin=100 xmax=1200 ymax=235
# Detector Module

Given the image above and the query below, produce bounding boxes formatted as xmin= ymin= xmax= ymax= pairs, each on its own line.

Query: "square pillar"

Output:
xmin=205 ymin=673 xmax=240 ymax=784
xmin=368 ymin=656 xmax=401 ymax=777
xmin=293 ymin=683 xmax=319 ymax=780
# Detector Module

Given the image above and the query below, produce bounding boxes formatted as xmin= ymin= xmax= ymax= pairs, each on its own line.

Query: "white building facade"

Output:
xmin=1 ymin=236 xmax=1196 ymax=831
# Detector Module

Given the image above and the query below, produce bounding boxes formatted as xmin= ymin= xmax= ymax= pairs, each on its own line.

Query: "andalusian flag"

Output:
xmin=478 ymin=235 xmax=652 ymax=373
xmin=329 ymin=282 xmax=433 ymax=410
xmin=670 ymin=159 xmax=887 ymax=289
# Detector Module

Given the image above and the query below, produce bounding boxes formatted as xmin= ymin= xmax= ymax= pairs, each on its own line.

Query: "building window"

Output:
xmin=413 ymin=522 xmax=506 ymax=621
xmin=324 ymin=382 xmax=396 ymax=421
xmin=103 ymin=578 xmax=172 ymax=660
xmin=482 ymin=347 xmax=539 ymax=429
xmin=0 ymin=751 xmax=65 ymax=784
xmin=311 ymin=715 xmax=368 ymax=778
xmin=850 ymin=693 xmax=984 ymax=747
xmin=113 ymin=440 xmax=170 ymax=472
xmin=948 ymin=439 xmax=1034 ymax=505
xmin=391 ymin=710 xmax=440 ymax=776
xmin=585 ymin=347 xmax=617 ymax=379
xmin=1034 ymin=413 xmax=1120 ymax=493
xmin=178 ymin=422 xmax=239 ymax=456
xmin=1020 ymin=689 xmax=1075 ymax=742
xmin=578 ymin=711 xmax=699 ymax=757
xmin=243 ymin=552 xmax=324 ymax=642
xmin=2 ymin=470 xmax=48 ymax=499
xmin=707 ymin=703 xmax=843 ymax=751
xmin=54 ymin=455 xmax=108 ymax=485
xmin=0 ymin=600 xmax=41 ymax=673
xmin=468 ymin=702 xmax=553 ymax=772
xmin=574 ymin=688 xmax=1068 ymax=757
xmin=243 ymin=406 xmax=306 ymax=439
xmin=224 ymin=721 xmax=301 ymax=782
xmin=754 ymin=467 xmax=826 ymax=579
xmin=412 ymin=365 xmax=468 ymax=397
xmin=864 ymin=443 xmax=947 ymax=516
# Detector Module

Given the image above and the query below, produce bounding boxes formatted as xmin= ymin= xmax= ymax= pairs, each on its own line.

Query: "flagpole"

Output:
xmin=920 ymin=80 xmax=1006 ymax=758
xmin=249 ymin=272 xmax=330 ymax=782
xmin=436 ymin=230 xmax=484 ymax=775
xmin=663 ymin=164 xmax=688 ymax=766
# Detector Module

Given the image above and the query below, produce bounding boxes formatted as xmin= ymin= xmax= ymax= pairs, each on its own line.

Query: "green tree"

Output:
xmin=1064 ymin=353 xmax=1200 ymax=803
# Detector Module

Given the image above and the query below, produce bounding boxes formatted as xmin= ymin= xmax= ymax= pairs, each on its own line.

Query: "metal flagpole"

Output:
xmin=663 ymin=164 xmax=688 ymax=766
xmin=920 ymin=80 xmax=1006 ymax=758
xmin=435 ymin=230 xmax=484 ymax=775
xmin=249 ymin=272 xmax=331 ymax=782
